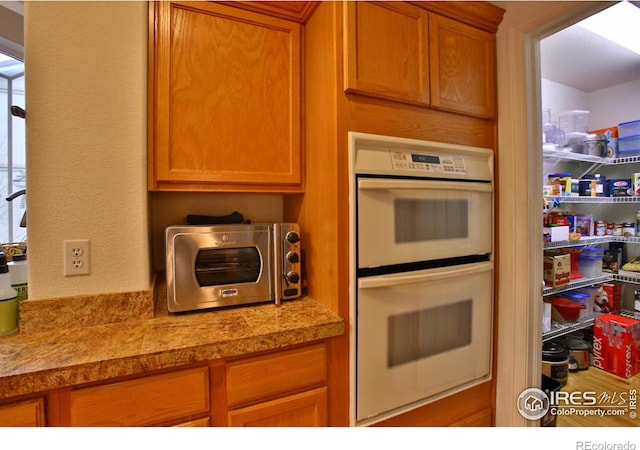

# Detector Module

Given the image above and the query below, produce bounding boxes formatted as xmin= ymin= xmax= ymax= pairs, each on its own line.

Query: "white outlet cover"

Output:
xmin=63 ymin=239 xmax=90 ymax=276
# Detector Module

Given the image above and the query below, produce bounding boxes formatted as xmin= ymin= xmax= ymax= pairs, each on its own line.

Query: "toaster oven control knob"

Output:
xmin=286 ymin=251 xmax=300 ymax=264
xmin=286 ymin=271 xmax=300 ymax=284
xmin=285 ymin=231 xmax=300 ymax=244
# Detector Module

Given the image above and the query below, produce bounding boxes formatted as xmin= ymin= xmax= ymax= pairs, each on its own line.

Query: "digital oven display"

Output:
xmin=411 ymin=154 xmax=440 ymax=164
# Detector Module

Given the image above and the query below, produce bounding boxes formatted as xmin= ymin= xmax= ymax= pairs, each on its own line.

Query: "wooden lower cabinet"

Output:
xmin=228 ymin=387 xmax=328 ymax=426
xmin=225 ymin=343 xmax=328 ymax=427
xmin=2 ymin=341 xmax=330 ymax=427
xmin=0 ymin=397 xmax=46 ymax=426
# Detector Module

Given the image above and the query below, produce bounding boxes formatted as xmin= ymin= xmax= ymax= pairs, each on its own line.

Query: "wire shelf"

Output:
xmin=543 ymin=149 xmax=640 ymax=166
xmin=542 ymin=314 xmax=602 ymax=342
xmin=543 ymin=274 xmax=614 ymax=296
xmin=544 ymin=236 xmax=640 ymax=249
xmin=544 ymin=195 xmax=640 ymax=204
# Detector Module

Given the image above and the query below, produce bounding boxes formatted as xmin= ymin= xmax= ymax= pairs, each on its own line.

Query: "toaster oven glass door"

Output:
xmin=195 ymin=247 xmax=262 ymax=286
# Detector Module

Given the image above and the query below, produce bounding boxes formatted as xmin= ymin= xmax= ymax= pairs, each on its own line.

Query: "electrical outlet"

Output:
xmin=63 ymin=239 xmax=90 ymax=276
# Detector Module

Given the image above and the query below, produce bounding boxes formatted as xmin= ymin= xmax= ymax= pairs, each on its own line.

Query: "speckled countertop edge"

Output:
xmin=0 ymin=297 xmax=344 ymax=400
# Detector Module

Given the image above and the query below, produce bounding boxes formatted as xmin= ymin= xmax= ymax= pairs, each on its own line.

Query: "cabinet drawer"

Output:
xmin=228 ymin=387 xmax=328 ymax=427
xmin=0 ymin=397 xmax=46 ymax=426
xmin=70 ymin=366 xmax=209 ymax=426
xmin=226 ymin=344 xmax=327 ymax=407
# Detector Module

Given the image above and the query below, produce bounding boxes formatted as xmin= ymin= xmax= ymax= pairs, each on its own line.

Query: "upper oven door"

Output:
xmin=357 ymin=177 xmax=492 ymax=269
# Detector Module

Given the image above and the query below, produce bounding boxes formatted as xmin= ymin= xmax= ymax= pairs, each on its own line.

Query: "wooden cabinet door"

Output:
xmin=428 ymin=12 xmax=496 ymax=119
xmin=0 ymin=398 xmax=46 ymax=426
xmin=151 ymin=1 xmax=302 ymax=192
xmin=226 ymin=343 xmax=327 ymax=407
xmin=343 ymin=1 xmax=429 ymax=106
xmin=69 ymin=367 xmax=209 ymax=426
xmin=228 ymin=387 xmax=327 ymax=426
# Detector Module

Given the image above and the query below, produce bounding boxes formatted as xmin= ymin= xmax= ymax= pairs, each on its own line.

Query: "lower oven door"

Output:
xmin=356 ymin=261 xmax=493 ymax=424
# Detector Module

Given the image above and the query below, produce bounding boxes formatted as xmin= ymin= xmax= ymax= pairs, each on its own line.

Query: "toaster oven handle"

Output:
xmin=357 ymin=178 xmax=492 ymax=193
xmin=358 ymin=261 xmax=493 ymax=289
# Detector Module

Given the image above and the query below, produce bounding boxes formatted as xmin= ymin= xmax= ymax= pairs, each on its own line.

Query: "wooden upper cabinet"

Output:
xmin=149 ymin=1 xmax=302 ymax=192
xmin=343 ymin=1 xmax=429 ymax=106
xmin=342 ymin=1 xmax=499 ymax=119
xmin=428 ymin=12 xmax=496 ymax=119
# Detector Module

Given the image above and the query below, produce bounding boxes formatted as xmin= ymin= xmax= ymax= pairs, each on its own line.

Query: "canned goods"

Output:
xmin=624 ymin=223 xmax=636 ymax=237
xmin=595 ymin=221 xmax=607 ymax=236
xmin=613 ymin=223 xmax=623 ymax=236
xmin=607 ymin=223 xmax=614 ymax=235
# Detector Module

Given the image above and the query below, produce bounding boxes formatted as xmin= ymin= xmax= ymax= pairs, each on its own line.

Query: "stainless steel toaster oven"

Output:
xmin=165 ymin=223 xmax=301 ymax=312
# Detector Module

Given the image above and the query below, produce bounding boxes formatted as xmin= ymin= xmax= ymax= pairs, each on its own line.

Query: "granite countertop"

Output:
xmin=0 ymin=295 xmax=344 ymax=400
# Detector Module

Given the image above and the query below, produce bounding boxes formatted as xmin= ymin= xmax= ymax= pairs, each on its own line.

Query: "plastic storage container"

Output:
xmin=562 ymin=290 xmax=590 ymax=306
xmin=574 ymin=286 xmax=596 ymax=318
xmin=618 ymin=135 xmax=640 ymax=157
xmin=559 ymin=110 xmax=590 ymax=134
xmin=579 ymin=254 xmax=603 ymax=279
xmin=618 ymin=119 xmax=640 ymax=138
xmin=581 ymin=246 xmax=604 ymax=258
xmin=551 ymin=296 xmax=586 ymax=321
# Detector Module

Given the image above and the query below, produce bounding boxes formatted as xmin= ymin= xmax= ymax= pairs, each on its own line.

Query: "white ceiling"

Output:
xmin=540 ymin=8 xmax=640 ymax=92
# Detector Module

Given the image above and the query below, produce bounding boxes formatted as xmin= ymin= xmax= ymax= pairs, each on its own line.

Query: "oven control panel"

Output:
xmin=390 ymin=152 xmax=467 ymax=175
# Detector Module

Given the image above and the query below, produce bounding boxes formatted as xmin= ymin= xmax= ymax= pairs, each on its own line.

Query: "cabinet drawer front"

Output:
xmin=228 ymin=387 xmax=328 ymax=427
xmin=227 ymin=344 xmax=327 ymax=407
xmin=70 ymin=367 xmax=209 ymax=426
xmin=0 ymin=398 xmax=46 ymax=427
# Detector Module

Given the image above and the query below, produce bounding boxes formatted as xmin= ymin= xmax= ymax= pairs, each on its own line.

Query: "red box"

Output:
xmin=593 ymin=314 xmax=640 ymax=378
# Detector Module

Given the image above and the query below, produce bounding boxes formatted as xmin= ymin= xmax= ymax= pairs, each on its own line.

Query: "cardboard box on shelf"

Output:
xmin=544 ymin=253 xmax=571 ymax=287
xmin=575 ymin=214 xmax=594 ymax=236
xmin=608 ymin=179 xmax=633 ymax=197
xmin=593 ymin=314 xmax=640 ymax=379
xmin=543 ymin=226 xmax=570 ymax=242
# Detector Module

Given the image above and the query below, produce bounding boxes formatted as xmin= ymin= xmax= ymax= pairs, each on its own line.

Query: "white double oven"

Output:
xmin=349 ymin=132 xmax=495 ymax=426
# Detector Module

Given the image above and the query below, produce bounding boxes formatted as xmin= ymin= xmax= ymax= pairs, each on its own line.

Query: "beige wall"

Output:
xmin=25 ymin=1 xmax=151 ymax=299
xmin=23 ymin=1 xmax=286 ymax=299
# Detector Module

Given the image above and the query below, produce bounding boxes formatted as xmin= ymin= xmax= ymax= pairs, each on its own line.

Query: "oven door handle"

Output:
xmin=358 ymin=261 xmax=493 ymax=289
xmin=357 ymin=178 xmax=492 ymax=193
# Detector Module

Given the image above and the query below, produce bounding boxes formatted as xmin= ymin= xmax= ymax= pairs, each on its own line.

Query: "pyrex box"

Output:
xmin=543 ymin=253 xmax=570 ymax=287
xmin=593 ymin=314 xmax=640 ymax=379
